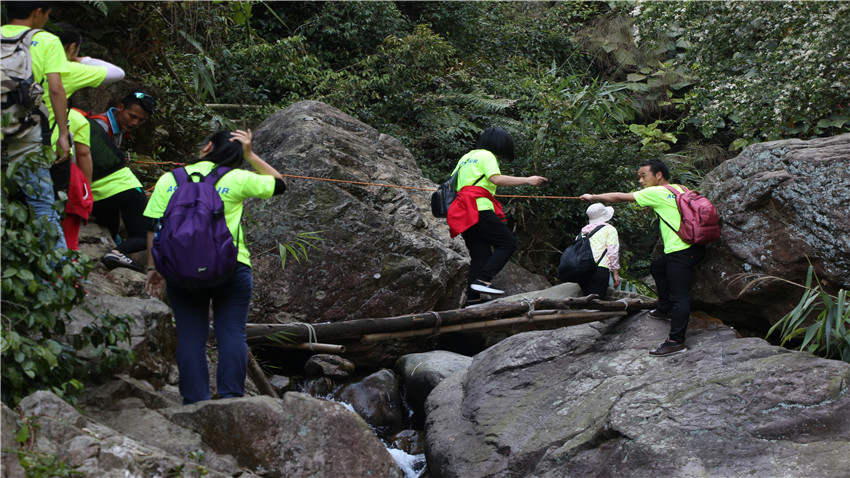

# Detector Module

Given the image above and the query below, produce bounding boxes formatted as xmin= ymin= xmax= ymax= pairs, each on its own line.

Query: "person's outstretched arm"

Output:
xmin=581 ymin=192 xmax=635 ymax=203
xmin=489 ymin=174 xmax=548 ymax=187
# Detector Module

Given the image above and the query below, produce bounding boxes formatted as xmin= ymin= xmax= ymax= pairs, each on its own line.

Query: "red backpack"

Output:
xmin=658 ymin=184 xmax=721 ymax=245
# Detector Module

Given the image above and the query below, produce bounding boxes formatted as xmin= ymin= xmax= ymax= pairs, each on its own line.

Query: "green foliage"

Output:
xmin=278 ymin=231 xmax=326 ymax=270
xmin=762 ymin=266 xmax=850 ymax=363
xmin=15 ymin=450 xmax=83 ymax=477
xmin=1 ymin=152 xmax=135 ymax=406
xmin=634 ymin=1 xmax=850 ymax=145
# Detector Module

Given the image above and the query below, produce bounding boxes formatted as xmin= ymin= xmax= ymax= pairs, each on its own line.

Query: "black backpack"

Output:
xmin=558 ymin=224 xmax=608 ymax=283
xmin=85 ymin=114 xmax=127 ymax=181
xmin=430 ymin=170 xmax=484 ymax=218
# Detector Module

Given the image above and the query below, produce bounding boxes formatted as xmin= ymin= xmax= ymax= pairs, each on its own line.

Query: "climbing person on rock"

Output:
xmin=88 ymin=91 xmax=155 ymax=272
xmin=446 ymin=126 xmax=548 ymax=308
xmin=46 ymin=23 xmax=125 ymax=250
xmin=577 ymin=203 xmax=621 ymax=300
xmin=580 ymin=158 xmax=705 ymax=356
xmin=143 ymin=129 xmax=286 ymax=405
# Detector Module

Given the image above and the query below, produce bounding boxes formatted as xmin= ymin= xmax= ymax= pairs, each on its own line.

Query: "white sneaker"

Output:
xmin=470 ymin=280 xmax=504 ymax=295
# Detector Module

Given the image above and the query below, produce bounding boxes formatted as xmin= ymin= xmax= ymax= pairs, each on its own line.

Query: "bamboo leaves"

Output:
xmin=763 ymin=266 xmax=850 ymax=362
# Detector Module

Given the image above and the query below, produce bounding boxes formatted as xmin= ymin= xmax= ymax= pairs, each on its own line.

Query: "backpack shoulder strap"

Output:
xmin=586 ymin=224 xmax=607 ymax=238
xmin=203 ymin=166 xmax=232 ymax=185
xmin=2 ymin=28 xmax=40 ymax=43
xmin=171 ymin=167 xmax=189 ymax=186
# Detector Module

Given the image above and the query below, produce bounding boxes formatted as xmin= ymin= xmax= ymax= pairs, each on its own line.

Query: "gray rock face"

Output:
xmin=7 ymin=385 xmax=402 ymax=478
xmin=424 ymin=313 xmax=850 ymax=478
xmin=693 ymin=133 xmax=850 ymax=328
xmin=395 ymin=350 xmax=473 ymax=419
xmin=335 ymin=369 xmax=406 ymax=437
xmin=247 ymin=101 xmax=469 ymax=321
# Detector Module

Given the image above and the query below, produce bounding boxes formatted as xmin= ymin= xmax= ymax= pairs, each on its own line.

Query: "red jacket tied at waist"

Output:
xmin=447 ymin=185 xmax=506 ymax=238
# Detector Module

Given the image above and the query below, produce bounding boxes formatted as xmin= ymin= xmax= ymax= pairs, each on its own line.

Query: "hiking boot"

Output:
xmin=649 ymin=340 xmax=687 ymax=356
xmin=647 ymin=308 xmax=672 ymax=320
xmin=102 ymin=251 xmax=143 ymax=273
xmin=470 ymin=279 xmax=504 ymax=295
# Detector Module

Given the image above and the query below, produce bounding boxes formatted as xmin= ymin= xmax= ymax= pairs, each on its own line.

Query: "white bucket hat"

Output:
xmin=587 ymin=203 xmax=614 ymax=224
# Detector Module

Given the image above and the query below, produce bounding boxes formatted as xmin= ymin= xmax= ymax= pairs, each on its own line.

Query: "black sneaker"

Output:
xmin=647 ymin=308 xmax=672 ymax=319
xmin=649 ymin=340 xmax=687 ymax=356
xmin=102 ymin=251 xmax=143 ymax=273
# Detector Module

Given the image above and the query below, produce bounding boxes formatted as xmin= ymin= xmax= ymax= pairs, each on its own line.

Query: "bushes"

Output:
xmin=1 ymin=152 xmax=135 ymax=405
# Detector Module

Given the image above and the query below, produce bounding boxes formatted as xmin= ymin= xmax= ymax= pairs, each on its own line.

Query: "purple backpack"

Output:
xmin=152 ymin=167 xmax=238 ymax=288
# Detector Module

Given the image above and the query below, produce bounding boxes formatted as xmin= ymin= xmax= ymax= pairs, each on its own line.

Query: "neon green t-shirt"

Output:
xmin=451 ymin=149 xmax=501 ymax=212
xmin=91 ymin=167 xmax=143 ymax=201
xmin=143 ymin=161 xmax=277 ymax=267
xmin=633 ymin=184 xmax=690 ymax=254
xmin=43 ymin=61 xmax=107 ymax=126
xmin=50 ymin=108 xmax=90 ymax=164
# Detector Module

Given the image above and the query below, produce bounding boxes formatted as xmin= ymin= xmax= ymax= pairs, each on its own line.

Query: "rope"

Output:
xmin=428 ymin=311 xmax=443 ymax=336
xmin=131 ymin=159 xmax=581 ymax=200
xmin=300 ymin=323 xmax=318 ymax=351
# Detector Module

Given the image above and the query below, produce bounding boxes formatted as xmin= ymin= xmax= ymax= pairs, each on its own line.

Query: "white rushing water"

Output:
xmin=329 ymin=399 xmax=427 ymax=478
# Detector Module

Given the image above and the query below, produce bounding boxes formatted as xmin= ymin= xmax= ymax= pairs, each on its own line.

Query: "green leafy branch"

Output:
xmin=277 ymin=231 xmax=327 ymax=269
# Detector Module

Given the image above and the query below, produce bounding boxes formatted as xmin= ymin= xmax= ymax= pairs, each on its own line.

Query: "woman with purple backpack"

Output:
xmin=143 ymin=129 xmax=285 ymax=405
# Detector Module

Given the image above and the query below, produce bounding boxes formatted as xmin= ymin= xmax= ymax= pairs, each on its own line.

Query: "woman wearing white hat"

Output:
xmin=579 ymin=203 xmax=621 ymax=299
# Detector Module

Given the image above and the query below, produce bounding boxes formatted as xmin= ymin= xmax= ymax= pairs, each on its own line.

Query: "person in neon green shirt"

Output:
xmin=87 ymin=91 xmax=155 ymax=272
xmin=2 ymin=1 xmax=71 ymax=250
xmin=42 ymin=22 xmax=125 ymax=127
xmin=143 ymin=129 xmax=286 ymax=405
xmin=448 ymin=127 xmax=548 ymax=307
xmin=581 ymin=158 xmax=706 ymax=356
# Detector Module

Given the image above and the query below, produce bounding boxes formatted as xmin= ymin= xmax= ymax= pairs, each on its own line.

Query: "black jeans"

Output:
xmin=461 ymin=210 xmax=517 ymax=296
xmin=91 ymin=187 xmax=149 ymax=254
xmin=579 ymin=266 xmax=610 ymax=300
xmin=650 ymin=245 xmax=706 ymax=343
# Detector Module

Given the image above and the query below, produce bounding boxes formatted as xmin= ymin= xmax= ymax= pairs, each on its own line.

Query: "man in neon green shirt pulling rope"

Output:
xmin=581 ymin=158 xmax=706 ymax=356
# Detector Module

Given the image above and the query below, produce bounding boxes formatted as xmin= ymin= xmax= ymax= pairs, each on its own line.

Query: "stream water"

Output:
xmin=332 ymin=399 xmax=427 ymax=478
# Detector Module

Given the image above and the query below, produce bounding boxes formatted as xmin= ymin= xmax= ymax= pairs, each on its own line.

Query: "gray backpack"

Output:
xmin=1 ymin=29 xmax=48 ymax=140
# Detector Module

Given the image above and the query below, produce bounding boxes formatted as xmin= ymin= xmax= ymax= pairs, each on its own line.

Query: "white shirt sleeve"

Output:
xmin=79 ymin=57 xmax=125 ymax=84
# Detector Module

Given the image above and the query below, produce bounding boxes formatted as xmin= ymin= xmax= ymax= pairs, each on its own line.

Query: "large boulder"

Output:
xmin=6 ymin=385 xmax=403 ymax=478
xmin=247 ymin=101 xmax=468 ymax=321
xmin=246 ymin=101 xmax=547 ymax=323
xmin=424 ymin=312 xmax=850 ymax=478
xmin=693 ymin=133 xmax=850 ymax=329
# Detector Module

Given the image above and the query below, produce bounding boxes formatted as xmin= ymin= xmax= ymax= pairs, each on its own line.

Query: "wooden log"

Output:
xmin=247 ymin=296 xmax=654 ymax=345
xmin=360 ymin=311 xmax=626 ymax=341
xmin=247 ymin=351 xmax=279 ymax=399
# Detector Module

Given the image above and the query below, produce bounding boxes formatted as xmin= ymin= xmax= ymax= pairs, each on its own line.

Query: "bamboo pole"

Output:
xmin=360 ymin=311 xmax=626 ymax=342
xmin=246 ymin=296 xmax=655 ymax=345
xmin=259 ymin=342 xmax=346 ymax=354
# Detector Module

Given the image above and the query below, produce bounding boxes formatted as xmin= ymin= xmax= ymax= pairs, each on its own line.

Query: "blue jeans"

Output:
xmin=650 ymin=245 xmax=705 ymax=343
xmin=6 ymin=128 xmax=67 ymax=250
xmin=25 ymin=165 xmax=67 ymax=250
xmin=166 ymin=264 xmax=253 ymax=404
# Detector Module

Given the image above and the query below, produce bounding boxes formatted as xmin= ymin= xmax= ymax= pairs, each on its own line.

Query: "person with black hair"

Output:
xmin=87 ymin=91 xmax=156 ymax=271
xmin=2 ymin=1 xmax=70 ymax=249
xmin=446 ymin=127 xmax=548 ymax=308
xmin=580 ymin=158 xmax=706 ymax=356
xmin=45 ymin=23 xmax=125 ymax=249
xmin=143 ymin=129 xmax=285 ymax=405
